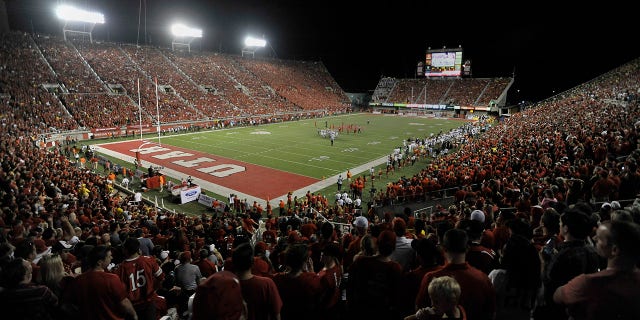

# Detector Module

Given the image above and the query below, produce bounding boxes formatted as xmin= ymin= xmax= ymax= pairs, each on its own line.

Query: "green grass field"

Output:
xmin=90 ymin=113 xmax=467 ymax=215
xmin=154 ymin=114 xmax=464 ymax=179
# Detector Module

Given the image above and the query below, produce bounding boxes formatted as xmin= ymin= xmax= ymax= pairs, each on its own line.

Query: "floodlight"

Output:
xmin=244 ymin=36 xmax=266 ymax=48
xmin=55 ymin=5 xmax=104 ymax=43
xmin=55 ymin=5 xmax=104 ymax=24
xmin=171 ymin=24 xmax=202 ymax=38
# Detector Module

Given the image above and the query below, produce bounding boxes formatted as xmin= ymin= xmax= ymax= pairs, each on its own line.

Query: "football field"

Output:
xmin=95 ymin=113 xmax=467 ymax=206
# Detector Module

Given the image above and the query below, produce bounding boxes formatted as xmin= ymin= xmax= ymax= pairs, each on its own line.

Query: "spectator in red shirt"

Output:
xmin=416 ymin=228 xmax=495 ymax=320
xmin=232 ymin=242 xmax=282 ymax=320
xmin=194 ymin=248 xmax=218 ymax=278
xmin=68 ymin=245 xmax=138 ymax=320
xmin=347 ymin=230 xmax=403 ymax=319
xmin=273 ymin=243 xmax=322 ymax=320
xmin=554 ymin=220 xmax=640 ymax=320
xmin=113 ymin=237 xmax=164 ymax=320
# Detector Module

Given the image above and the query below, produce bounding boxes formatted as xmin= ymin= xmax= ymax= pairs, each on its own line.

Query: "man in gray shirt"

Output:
xmin=175 ymin=251 xmax=203 ymax=316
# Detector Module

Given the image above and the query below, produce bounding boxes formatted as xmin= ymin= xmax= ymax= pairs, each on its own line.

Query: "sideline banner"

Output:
xmin=171 ymin=185 xmax=201 ymax=204
xmin=198 ymin=193 xmax=215 ymax=207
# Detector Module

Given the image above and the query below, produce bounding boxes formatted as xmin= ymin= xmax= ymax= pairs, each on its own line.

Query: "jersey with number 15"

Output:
xmin=113 ymin=255 xmax=164 ymax=306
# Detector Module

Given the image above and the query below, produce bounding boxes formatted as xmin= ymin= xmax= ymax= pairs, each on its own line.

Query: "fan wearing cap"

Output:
xmin=347 ymin=230 xmax=403 ymax=319
xmin=113 ymin=237 xmax=164 ymax=320
xmin=599 ymin=202 xmax=613 ymax=222
xmin=33 ymin=238 xmax=51 ymax=265
xmin=343 ymin=215 xmax=369 ymax=271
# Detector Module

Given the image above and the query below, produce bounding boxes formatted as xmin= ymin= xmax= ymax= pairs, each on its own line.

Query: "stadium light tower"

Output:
xmin=55 ymin=5 xmax=105 ymax=43
xmin=171 ymin=23 xmax=202 ymax=52
xmin=242 ymin=36 xmax=266 ymax=58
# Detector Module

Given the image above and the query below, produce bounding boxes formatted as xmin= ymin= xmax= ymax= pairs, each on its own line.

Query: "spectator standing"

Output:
xmin=233 ymin=243 xmax=282 ymax=320
xmin=273 ymin=243 xmax=322 ymax=320
xmin=113 ymin=237 xmax=164 ymax=320
xmin=192 ymin=270 xmax=247 ymax=320
xmin=389 ymin=217 xmax=416 ymax=272
xmin=317 ymin=242 xmax=344 ymax=319
xmin=416 ymin=228 xmax=495 ymax=320
xmin=539 ymin=204 xmax=600 ymax=320
xmin=399 ymin=238 xmax=443 ymax=318
xmin=553 ymin=220 xmax=640 ymax=320
xmin=347 ymin=230 xmax=403 ymax=320
xmin=67 ymin=245 xmax=138 ymax=320
xmin=405 ymin=276 xmax=466 ymax=320
xmin=135 ymin=229 xmax=154 ymax=257
xmin=174 ymin=251 xmax=203 ymax=316
xmin=460 ymin=219 xmax=497 ymax=275
xmin=343 ymin=215 xmax=369 ymax=270
xmin=488 ymin=234 xmax=541 ymax=320
xmin=194 ymin=248 xmax=218 ymax=278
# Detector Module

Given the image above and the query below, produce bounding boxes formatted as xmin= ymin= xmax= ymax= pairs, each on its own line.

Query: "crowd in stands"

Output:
xmin=74 ymin=41 xmax=197 ymax=123
xmin=375 ymin=77 xmax=512 ymax=107
xmin=239 ymin=58 xmax=349 ymax=113
xmin=33 ymin=34 xmax=108 ymax=93
xmin=0 ymin=31 xmax=354 ymax=135
xmin=60 ymin=94 xmax=140 ymax=129
xmin=2 ymin=27 xmax=640 ymax=320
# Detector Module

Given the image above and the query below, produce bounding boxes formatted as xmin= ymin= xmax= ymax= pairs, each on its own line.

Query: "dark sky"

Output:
xmin=6 ymin=0 xmax=640 ymax=104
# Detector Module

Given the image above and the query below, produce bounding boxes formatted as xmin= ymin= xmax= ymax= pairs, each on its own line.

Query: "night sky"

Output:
xmin=6 ymin=0 xmax=640 ymax=104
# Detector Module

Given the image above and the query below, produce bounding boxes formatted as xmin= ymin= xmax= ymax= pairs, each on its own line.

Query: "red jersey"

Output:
xmin=240 ymin=276 xmax=283 ymax=320
xmin=195 ymin=259 xmax=218 ymax=278
xmin=113 ymin=255 xmax=163 ymax=306
xmin=318 ymin=264 xmax=343 ymax=310
xmin=273 ymin=272 xmax=323 ymax=320
xmin=68 ymin=270 xmax=128 ymax=320
xmin=416 ymin=262 xmax=495 ymax=320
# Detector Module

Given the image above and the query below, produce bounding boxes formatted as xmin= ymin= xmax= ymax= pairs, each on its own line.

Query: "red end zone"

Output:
xmin=100 ymin=140 xmax=319 ymax=200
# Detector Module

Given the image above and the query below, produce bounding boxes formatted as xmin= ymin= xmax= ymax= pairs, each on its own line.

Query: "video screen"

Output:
xmin=425 ymin=50 xmax=462 ymax=77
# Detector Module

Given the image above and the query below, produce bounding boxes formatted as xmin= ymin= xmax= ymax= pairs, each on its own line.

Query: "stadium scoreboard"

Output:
xmin=424 ymin=48 xmax=463 ymax=77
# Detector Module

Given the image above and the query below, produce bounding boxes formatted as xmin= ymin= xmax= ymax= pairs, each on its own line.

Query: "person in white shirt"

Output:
xmin=389 ymin=217 xmax=414 ymax=272
xmin=121 ymin=177 xmax=130 ymax=189
xmin=354 ymin=197 xmax=362 ymax=209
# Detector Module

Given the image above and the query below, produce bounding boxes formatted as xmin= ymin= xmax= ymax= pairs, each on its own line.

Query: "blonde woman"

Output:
xmin=38 ymin=253 xmax=72 ymax=299
xmin=353 ymin=233 xmax=376 ymax=261
xmin=39 ymin=253 xmax=77 ymax=318
xmin=406 ymin=276 xmax=466 ymax=320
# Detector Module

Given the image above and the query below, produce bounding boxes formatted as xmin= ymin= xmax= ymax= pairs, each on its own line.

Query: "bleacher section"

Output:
xmin=0 ymin=31 xmax=351 ymax=134
xmin=371 ymin=77 xmax=512 ymax=107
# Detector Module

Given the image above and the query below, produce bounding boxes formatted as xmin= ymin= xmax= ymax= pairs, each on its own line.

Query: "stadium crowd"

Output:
xmin=1 ymin=29 xmax=640 ymax=320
